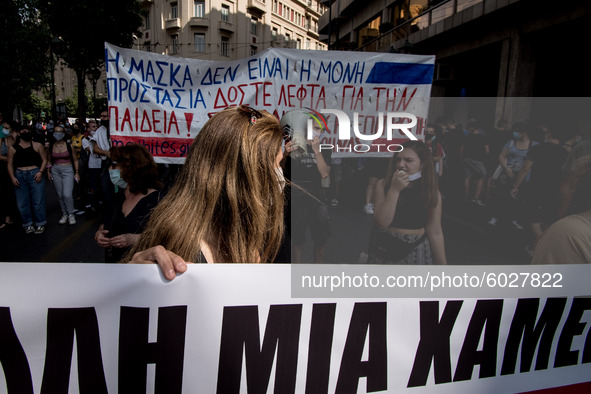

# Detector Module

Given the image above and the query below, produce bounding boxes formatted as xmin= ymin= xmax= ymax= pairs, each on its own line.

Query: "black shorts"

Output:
xmin=365 ymin=158 xmax=389 ymax=179
xmin=291 ymin=191 xmax=330 ymax=246
xmin=522 ymin=185 xmax=560 ymax=224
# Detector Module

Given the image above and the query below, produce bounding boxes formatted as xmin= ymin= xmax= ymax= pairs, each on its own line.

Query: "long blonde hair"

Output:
xmin=124 ymin=106 xmax=285 ymax=263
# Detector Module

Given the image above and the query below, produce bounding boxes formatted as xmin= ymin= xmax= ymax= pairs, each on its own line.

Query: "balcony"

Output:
xmin=165 ymin=18 xmax=181 ymax=30
xmin=354 ymin=0 xmax=494 ymax=52
xmin=247 ymin=0 xmax=266 ymax=14
xmin=218 ymin=20 xmax=235 ymax=33
xmin=189 ymin=17 xmax=209 ymax=28
xmin=307 ymin=25 xmax=319 ymax=38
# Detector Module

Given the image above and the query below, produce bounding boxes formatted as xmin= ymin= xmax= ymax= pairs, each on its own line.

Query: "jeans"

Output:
xmin=52 ymin=164 xmax=75 ymax=216
xmin=14 ymin=168 xmax=47 ymax=227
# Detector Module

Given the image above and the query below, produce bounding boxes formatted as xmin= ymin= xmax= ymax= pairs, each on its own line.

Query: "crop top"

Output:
xmin=52 ymin=150 xmax=71 ymax=165
xmin=13 ymin=144 xmax=42 ymax=168
xmin=389 ymin=182 xmax=429 ymax=230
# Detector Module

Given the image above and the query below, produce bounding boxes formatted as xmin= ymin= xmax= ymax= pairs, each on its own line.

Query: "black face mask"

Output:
xmin=20 ymin=133 xmax=33 ymax=141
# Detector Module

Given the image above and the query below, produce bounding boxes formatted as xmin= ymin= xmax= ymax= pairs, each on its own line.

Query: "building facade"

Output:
xmin=138 ymin=0 xmax=327 ymax=60
xmin=49 ymin=0 xmax=327 ymax=120
xmin=319 ymin=0 xmax=591 ymax=129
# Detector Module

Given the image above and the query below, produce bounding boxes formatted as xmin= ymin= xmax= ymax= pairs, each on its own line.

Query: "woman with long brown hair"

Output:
xmin=125 ymin=105 xmax=286 ymax=277
xmin=368 ymin=140 xmax=447 ymax=264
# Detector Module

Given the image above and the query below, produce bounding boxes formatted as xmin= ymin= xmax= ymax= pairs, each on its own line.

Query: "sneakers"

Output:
xmin=511 ymin=220 xmax=523 ymax=230
xmin=58 ymin=215 xmax=68 ymax=224
xmin=25 ymin=226 xmax=35 ymax=234
xmin=330 ymin=198 xmax=339 ymax=207
xmin=363 ymin=203 xmax=374 ymax=215
xmin=488 ymin=217 xmax=498 ymax=226
xmin=472 ymin=199 xmax=486 ymax=207
xmin=68 ymin=214 xmax=76 ymax=225
xmin=34 ymin=225 xmax=45 ymax=234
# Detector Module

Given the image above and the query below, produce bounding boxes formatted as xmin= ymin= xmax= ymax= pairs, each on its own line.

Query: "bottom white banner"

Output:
xmin=0 ymin=263 xmax=590 ymax=393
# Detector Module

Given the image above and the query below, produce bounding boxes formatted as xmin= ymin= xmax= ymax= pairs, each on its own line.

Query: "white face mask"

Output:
xmin=275 ymin=167 xmax=286 ymax=191
xmin=53 ymin=133 xmax=65 ymax=141
xmin=408 ymin=171 xmax=422 ymax=181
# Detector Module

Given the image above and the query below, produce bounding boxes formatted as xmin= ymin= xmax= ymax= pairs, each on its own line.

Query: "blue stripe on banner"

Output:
xmin=365 ymin=62 xmax=434 ymax=84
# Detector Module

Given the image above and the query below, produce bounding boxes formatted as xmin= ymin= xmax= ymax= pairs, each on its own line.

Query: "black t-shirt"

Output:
xmin=103 ymin=190 xmax=161 ymax=262
xmin=487 ymin=129 xmax=511 ymax=158
xmin=442 ymin=130 xmax=465 ymax=160
xmin=526 ymin=142 xmax=568 ymax=192
xmin=290 ymin=146 xmax=332 ymax=201
xmin=462 ymin=133 xmax=488 ymax=161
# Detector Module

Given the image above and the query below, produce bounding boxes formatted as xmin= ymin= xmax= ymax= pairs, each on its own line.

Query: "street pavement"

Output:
xmin=1 ymin=185 xmax=105 ymax=263
xmin=1 ymin=169 xmax=532 ymax=264
xmin=298 ymin=166 xmax=532 ymax=265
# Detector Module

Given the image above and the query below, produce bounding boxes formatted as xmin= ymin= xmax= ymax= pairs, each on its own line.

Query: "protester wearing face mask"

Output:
xmin=69 ymin=124 xmax=87 ymax=210
xmin=487 ymin=122 xmax=537 ymax=229
xmin=368 ymin=141 xmax=447 ymax=264
xmin=281 ymin=109 xmax=331 ymax=263
xmin=90 ymin=110 xmax=115 ymax=207
xmin=94 ymin=144 xmax=163 ymax=263
xmin=47 ymin=126 xmax=80 ymax=225
xmin=7 ymin=125 xmax=48 ymax=234
xmin=425 ymin=124 xmax=445 ymax=177
xmin=82 ymin=120 xmax=102 ymax=209
xmin=0 ymin=121 xmax=20 ymax=228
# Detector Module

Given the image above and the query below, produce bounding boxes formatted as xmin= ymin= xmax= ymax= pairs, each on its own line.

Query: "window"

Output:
xmin=272 ymin=0 xmax=277 ymax=13
xmin=306 ymin=38 xmax=310 ymax=49
xmin=194 ymin=33 xmax=205 ymax=52
xmin=285 ymin=32 xmax=290 ymax=47
xmin=221 ymin=36 xmax=229 ymax=56
xmin=272 ymin=27 xmax=278 ymax=40
xmin=296 ymin=38 xmax=301 ymax=49
xmin=221 ymin=4 xmax=229 ymax=22
xmin=250 ymin=45 xmax=257 ymax=56
xmin=194 ymin=0 xmax=204 ymax=17
xmin=171 ymin=34 xmax=179 ymax=54
xmin=250 ymin=17 xmax=258 ymax=35
xmin=357 ymin=14 xmax=381 ymax=46
xmin=144 ymin=41 xmax=152 ymax=52
xmin=171 ymin=2 xmax=178 ymax=19
xmin=144 ymin=12 xmax=150 ymax=29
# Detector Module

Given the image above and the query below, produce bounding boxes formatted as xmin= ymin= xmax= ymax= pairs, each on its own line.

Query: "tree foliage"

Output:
xmin=0 ymin=0 xmax=51 ymax=119
xmin=38 ymin=0 xmax=144 ymax=119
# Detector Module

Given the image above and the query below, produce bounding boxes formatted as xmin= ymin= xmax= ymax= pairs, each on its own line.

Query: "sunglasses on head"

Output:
xmin=234 ymin=105 xmax=263 ymax=126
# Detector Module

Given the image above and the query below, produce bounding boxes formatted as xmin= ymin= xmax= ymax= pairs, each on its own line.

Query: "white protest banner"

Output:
xmin=0 ymin=263 xmax=590 ymax=393
xmin=105 ymin=43 xmax=434 ymax=163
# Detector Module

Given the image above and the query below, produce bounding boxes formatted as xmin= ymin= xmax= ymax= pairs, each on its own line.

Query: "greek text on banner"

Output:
xmin=0 ymin=263 xmax=590 ymax=393
xmin=105 ymin=43 xmax=435 ymax=163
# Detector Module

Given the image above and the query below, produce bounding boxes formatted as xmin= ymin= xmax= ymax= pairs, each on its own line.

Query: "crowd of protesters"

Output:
xmin=358 ymin=116 xmax=589 ymax=262
xmin=0 ymin=112 xmax=109 ymax=233
xmin=1 ymin=108 xmax=589 ymax=264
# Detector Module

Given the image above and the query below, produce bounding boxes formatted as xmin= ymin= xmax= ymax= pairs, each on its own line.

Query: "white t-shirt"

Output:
xmin=82 ymin=136 xmax=102 ymax=169
xmin=90 ymin=126 xmax=111 ymax=154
